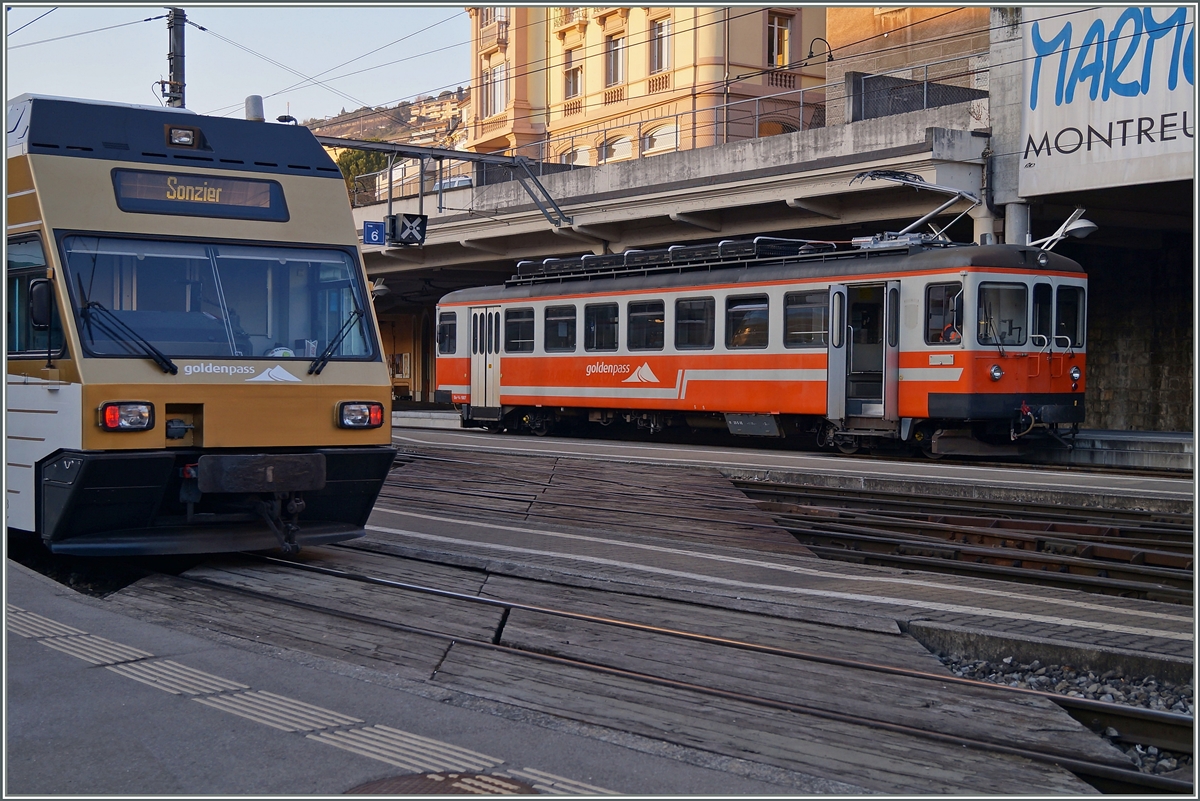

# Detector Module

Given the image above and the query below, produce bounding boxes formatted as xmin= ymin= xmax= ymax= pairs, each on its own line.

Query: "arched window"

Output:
xmin=599 ymin=136 xmax=632 ymax=163
xmin=641 ymin=125 xmax=677 ymax=153
xmin=560 ymin=146 xmax=591 ymax=166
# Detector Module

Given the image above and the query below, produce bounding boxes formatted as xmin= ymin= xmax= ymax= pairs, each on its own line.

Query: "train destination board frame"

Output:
xmin=112 ymin=169 xmax=289 ymax=222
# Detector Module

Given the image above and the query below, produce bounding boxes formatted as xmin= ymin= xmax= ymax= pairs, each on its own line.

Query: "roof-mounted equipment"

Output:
xmin=849 ymin=170 xmax=981 ymax=249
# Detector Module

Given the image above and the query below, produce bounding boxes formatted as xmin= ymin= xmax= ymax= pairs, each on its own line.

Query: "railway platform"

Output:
xmin=5 ymin=561 xmax=794 ymax=796
xmin=391 ymin=411 xmax=1195 ymax=473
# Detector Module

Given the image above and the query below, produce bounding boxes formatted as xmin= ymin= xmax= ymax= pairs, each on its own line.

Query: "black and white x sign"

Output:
xmin=387 ymin=213 xmax=427 ymax=245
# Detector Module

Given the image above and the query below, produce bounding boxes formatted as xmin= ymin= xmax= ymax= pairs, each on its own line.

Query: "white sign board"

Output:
xmin=1020 ymin=6 xmax=1194 ymax=196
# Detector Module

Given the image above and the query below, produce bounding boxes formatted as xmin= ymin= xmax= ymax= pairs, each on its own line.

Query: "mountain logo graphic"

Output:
xmin=246 ymin=365 xmax=302 ymax=383
xmin=621 ymin=363 xmax=660 ymax=383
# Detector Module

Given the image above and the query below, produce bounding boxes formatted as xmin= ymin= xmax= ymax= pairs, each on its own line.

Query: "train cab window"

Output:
xmin=977 ymin=283 xmax=1027 ymax=346
xmin=7 ymin=235 xmax=64 ymax=356
xmin=545 ymin=305 xmax=577 ymax=352
xmin=437 ymin=312 xmax=457 ymax=354
xmin=628 ymin=300 xmax=664 ymax=351
xmin=784 ymin=292 xmax=827 ymax=347
xmin=504 ymin=308 xmax=534 ymax=353
xmin=1032 ymin=283 xmax=1052 ymax=345
xmin=675 ymin=297 xmax=714 ymax=350
xmin=1056 ymin=286 xmax=1085 ymax=347
xmin=584 ymin=303 xmax=619 ymax=351
xmin=60 ymin=236 xmax=374 ymax=361
xmin=925 ymin=282 xmax=963 ymax=345
xmin=726 ymin=294 xmax=769 ymax=349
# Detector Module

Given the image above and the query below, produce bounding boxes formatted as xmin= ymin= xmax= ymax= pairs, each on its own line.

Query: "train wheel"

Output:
xmin=483 ymin=421 xmax=504 ymax=434
xmin=835 ymin=440 xmax=859 ymax=454
xmin=921 ymin=444 xmax=943 ymax=460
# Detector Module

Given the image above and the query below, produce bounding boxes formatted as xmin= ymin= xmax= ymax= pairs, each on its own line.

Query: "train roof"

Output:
xmin=6 ymin=94 xmax=341 ymax=179
xmin=439 ymin=240 xmax=1085 ymax=304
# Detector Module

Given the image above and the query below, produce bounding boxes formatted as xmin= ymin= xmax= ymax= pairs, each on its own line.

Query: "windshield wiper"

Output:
xmin=308 ymin=308 xmax=364 ymax=375
xmin=80 ymin=300 xmax=178 ymax=374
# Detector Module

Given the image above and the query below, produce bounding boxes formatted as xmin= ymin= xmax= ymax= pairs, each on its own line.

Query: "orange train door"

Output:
xmin=470 ymin=306 xmax=501 ymax=416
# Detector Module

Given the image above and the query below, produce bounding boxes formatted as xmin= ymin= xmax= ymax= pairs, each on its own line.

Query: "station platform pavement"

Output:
xmin=3 ymin=561 xmax=809 ymax=796
xmin=394 ymin=410 xmax=1194 ymax=474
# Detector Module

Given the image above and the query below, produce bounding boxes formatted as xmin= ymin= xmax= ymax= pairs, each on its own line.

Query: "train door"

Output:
xmin=845 ymin=283 xmax=886 ymax=418
xmin=826 ymin=284 xmax=847 ymax=423
xmin=1030 ymin=279 xmax=1085 ymax=380
xmin=469 ymin=306 xmax=501 ymax=417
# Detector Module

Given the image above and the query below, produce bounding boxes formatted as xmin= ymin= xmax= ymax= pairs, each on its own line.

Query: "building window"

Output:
xmin=675 ymin=297 xmax=714 ymax=350
xmin=544 ymin=305 xmax=577 ymax=352
xmin=480 ymin=7 xmax=508 ymax=27
xmin=564 ymin=48 xmax=583 ymax=99
xmin=481 ymin=63 xmax=507 ymax=118
xmin=628 ymin=300 xmax=664 ymax=351
xmin=925 ymin=282 xmax=963 ymax=345
xmin=767 ymin=12 xmax=791 ymax=69
xmin=584 ymin=303 xmax=619 ymax=351
xmin=560 ymin=146 xmax=591 ymax=166
xmin=437 ymin=311 xmax=457 ymax=355
xmin=504 ymin=307 xmax=534 ymax=353
xmin=599 ymin=136 xmax=632 ymax=163
xmin=650 ymin=18 xmax=671 ymax=74
xmin=642 ymin=125 xmax=677 ymax=153
xmin=605 ymin=35 xmax=625 ymax=86
xmin=726 ymin=294 xmax=769 ymax=349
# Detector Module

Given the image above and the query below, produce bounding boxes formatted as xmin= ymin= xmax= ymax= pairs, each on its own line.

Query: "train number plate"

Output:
xmin=197 ymin=454 xmax=326 ymax=494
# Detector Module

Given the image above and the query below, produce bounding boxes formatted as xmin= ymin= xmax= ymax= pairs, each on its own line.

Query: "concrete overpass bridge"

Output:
xmin=353 ymin=101 xmax=991 ymax=309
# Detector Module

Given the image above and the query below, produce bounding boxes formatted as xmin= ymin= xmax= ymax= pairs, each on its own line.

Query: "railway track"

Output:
xmin=387 ymin=452 xmax=1193 ymax=601
xmin=734 ymin=482 xmax=1194 ymax=603
xmin=168 ymin=551 xmax=1192 ymax=794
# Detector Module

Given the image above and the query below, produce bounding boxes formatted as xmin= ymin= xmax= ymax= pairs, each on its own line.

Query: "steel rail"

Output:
xmin=170 ymin=562 xmax=1191 ymax=794
xmin=733 ymin=481 xmax=1194 ymax=528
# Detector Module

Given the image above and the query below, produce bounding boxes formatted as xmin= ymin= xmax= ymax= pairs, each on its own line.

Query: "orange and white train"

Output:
xmin=434 ymin=234 xmax=1087 ymax=455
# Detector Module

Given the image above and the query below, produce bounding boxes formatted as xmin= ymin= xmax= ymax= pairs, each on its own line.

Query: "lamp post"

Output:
xmin=807 ymin=37 xmax=833 ymax=62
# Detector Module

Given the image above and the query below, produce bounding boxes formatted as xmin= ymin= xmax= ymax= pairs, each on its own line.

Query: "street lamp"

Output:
xmin=807 ymin=37 xmax=833 ymax=62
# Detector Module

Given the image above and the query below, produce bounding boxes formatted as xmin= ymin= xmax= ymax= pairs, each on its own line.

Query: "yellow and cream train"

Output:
xmin=6 ymin=95 xmax=394 ymax=555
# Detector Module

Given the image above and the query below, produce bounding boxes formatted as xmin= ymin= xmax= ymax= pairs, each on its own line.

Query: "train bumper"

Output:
xmin=927 ymin=393 xmax=1085 ymax=424
xmin=36 ymin=446 xmax=397 ymax=556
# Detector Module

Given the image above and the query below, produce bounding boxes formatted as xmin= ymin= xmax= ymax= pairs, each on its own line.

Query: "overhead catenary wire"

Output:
xmin=7 ymin=13 xmax=164 ymax=49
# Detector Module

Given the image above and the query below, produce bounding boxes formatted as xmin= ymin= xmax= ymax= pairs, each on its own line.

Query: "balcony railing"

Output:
xmin=647 ymin=72 xmax=671 ymax=93
xmin=553 ymin=7 xmax=588 ymax=28
xmin=603 ymin=86 xmax=625 ymax=105
xmin=480 ymin=19 xmax=508 ymax=51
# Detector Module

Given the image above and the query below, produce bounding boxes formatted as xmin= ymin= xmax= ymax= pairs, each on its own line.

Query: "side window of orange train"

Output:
xmin=545 ymin=305 xmax=576 ymax=352
xmin=584 ymin=303 xmax=619 ymax=351
xmin=675 ymin=297 xmax=714 ymax=350
xmin=628 ymin=300 xmax=664 ymax=351
xmin=437 ymin=312 xmax=457 ymax=354
xmin=504 ymin=308 xmax=535 ymax=353
xmin=924 ymin=282 xmax=962 ymax=345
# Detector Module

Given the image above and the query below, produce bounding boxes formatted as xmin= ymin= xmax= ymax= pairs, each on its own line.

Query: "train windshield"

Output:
xmin=61 ymin=236 xmax=374 ymax=361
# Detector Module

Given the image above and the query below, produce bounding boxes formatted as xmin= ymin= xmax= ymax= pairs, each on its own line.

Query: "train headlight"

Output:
xmin=989 ymin=364 xmax=1004 ymax=381
xmin=99 ymin=402 xmax=154 ymax=431
xmin=338 ymin=401 xmax=384 ymax=429
xmin=1069 ymin=365 xmax=1082 ymax=381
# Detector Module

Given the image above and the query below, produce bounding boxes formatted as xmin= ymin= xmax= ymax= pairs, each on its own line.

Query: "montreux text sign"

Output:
xmin=1020 ymin=6 xmax=1194 ymax=196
